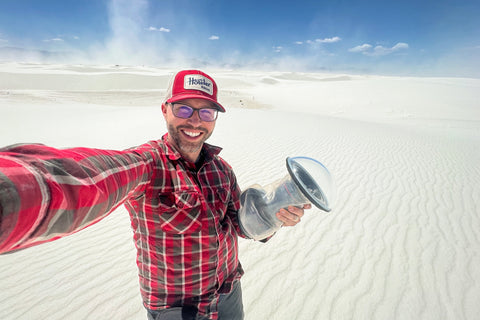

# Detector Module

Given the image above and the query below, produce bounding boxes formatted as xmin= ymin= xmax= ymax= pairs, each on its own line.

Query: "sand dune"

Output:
xmin=1 ymin=63 xmax=479 ymax=319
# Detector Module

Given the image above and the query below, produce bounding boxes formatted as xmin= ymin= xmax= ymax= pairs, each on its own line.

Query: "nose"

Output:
xmin=187 ymin=109 xmax=202 ymax=125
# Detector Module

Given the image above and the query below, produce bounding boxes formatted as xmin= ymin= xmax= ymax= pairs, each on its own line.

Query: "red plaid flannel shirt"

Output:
xmin=0 ymin=134 xmax=244 ymax=319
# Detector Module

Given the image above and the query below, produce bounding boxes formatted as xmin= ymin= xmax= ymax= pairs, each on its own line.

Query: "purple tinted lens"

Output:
xmin=173 ymin=105 xmax=194 ymax=119
xmin=198 ymin=109 xmax=217 ymax=122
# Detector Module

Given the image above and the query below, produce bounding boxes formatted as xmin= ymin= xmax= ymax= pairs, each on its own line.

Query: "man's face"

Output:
xmin=162 ymin=98 xmax=217 ymax=161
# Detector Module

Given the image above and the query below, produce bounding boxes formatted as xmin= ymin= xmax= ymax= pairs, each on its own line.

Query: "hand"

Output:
xmin=276 ymin=204 xmax=312 ymax=227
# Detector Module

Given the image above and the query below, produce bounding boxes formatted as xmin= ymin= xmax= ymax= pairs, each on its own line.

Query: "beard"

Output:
xmin=167 ymin=123 xmax=212 ymax=154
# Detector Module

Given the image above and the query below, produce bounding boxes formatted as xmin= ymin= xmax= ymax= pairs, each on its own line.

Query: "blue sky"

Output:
xmin=0 ymin=0 xmax=479 ymax=77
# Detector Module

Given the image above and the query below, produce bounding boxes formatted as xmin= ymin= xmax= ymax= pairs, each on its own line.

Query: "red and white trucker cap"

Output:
xmin=164 ymin=70 xmax=226 ymax=112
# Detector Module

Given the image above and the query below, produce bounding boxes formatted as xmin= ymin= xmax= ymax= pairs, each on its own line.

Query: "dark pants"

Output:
xmin=146 ymin=281 xmax=244 ymax=320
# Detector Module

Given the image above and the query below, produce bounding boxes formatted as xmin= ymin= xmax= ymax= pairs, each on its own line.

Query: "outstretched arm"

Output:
xmin=0 ymin=143 xmax=153 ymax=254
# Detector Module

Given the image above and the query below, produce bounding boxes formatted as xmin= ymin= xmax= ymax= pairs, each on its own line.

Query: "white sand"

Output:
xmin=0 ymin=63 xmax=479 ymax=320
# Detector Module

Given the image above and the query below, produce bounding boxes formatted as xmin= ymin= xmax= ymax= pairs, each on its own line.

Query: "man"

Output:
xmin=0 ymin=70 xmax=309 ymax=320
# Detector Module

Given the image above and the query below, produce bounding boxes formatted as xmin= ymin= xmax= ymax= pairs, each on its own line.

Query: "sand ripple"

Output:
xmin=0 ymin=66 xmax=479 ymax=319
xmin=232 ymin=112 xmax=480 ymax=320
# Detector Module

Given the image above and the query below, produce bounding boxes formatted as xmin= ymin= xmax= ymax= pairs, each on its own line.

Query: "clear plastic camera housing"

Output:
xmin=238 ymin=157 xmax=336 ymax=240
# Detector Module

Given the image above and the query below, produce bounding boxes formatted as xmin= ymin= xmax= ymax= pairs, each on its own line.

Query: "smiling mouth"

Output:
xmin=182 ymin=129 xmax=203 ymax=138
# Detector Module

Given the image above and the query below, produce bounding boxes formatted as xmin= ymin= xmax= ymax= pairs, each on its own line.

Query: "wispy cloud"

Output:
xmin=373 ymin=43 xmax=409 ymax=56
xmin=297 ymin=36 xmax=341 ymax=46
xmin=349 ymin=42 xmax=409 ymax=56
xmin=96 ymin=0 xmax=166 ymax=65
xmin=209 ymin=35 xmax=219 ymax=40
xmin=273 ymin=46 xmax=283 ymax=53
xmin=146 ymin=26 xmax=170 ymax=32
xmin=43 ymin=38 xmax=64 ymax=42
xmin=316 ymin=36 xmax=341 ymax=43
xmin=349 ymin=43 xmax=372 ymax=53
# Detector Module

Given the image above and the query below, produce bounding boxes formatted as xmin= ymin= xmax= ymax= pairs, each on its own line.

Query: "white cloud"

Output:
xmin=43 ymin=38 xmax=64 ymax=42
xmin=147 ymin=26 xmax=170 ymax=32
xmin=372 ymin=42 xmax=409 ymax=56
xmin=295 ymin=41 xmax=303 ymax=45
xmin=372 ymin=45 xmax=391 ymax=56
xmin=392 ymin=42 xmax=409 ymax=50
xmin=302 ymin=36 xmax=341 ymax=46
xmin=273 ymin=46 xmax=283 ymax=53
xmin=0 ymin=38 xmax=8 ymax=43
xmin=349 ymin=42 xmax=409 ymax=56
xmin=349 ymin=43 xmax=372 ymax=53
xmin=209 ymin=35 xmax=219 ymax=40
xmin=316 ymin=36 xmax=341 ymax=43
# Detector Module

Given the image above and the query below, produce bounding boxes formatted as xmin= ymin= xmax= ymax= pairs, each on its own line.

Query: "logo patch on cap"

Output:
xmin=184 ymin=74 xmax=213 ymax=95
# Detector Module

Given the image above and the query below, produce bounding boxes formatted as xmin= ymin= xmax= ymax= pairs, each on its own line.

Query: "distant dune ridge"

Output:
xmin=0 ymin=63 xmax=479 ymax=320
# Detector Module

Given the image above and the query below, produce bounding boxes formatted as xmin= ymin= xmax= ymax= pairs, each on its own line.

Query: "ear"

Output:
xmin=161 ymin=103 xmax=167 ymax=116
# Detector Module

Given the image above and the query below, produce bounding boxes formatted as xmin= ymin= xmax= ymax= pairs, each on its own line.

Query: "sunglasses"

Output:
xmin=170 ymin=103 xmax=218 ymax=122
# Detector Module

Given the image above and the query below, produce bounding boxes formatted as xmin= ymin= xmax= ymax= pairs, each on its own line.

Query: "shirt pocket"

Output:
xmin=157 ymin=191 xmax=203 ymax=234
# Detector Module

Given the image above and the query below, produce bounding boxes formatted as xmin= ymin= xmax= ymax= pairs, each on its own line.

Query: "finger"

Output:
xmin=276 ymin=208 xmax=301 ymax=226
xmin=287 ymin=206 xmax=305 ymax=218
xmin=303 ymin=203 xmax=312 ymax=210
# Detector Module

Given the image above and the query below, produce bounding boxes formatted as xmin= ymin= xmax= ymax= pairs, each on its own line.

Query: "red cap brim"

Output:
xmin=166 ymin=93 xmax=226 ymax=112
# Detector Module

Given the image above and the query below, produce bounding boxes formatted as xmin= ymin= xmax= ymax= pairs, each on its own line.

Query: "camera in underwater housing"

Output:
xmin=238 ymin=157 xmax=335 ymax=240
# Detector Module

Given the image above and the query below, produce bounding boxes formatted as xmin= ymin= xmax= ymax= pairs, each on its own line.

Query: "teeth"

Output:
xmin=184 ymin=131 xmax=201 ymax=137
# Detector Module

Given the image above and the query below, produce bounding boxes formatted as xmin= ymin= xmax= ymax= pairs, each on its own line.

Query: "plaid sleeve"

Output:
xmin=0 ymin=143 xmax=153 ymax=254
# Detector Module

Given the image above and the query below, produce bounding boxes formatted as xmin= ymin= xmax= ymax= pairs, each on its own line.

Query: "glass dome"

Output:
xmin=238 ymin=156 xmax=336 ymax=240
xmin=286 ymin=157 xmax=336 ymax=212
